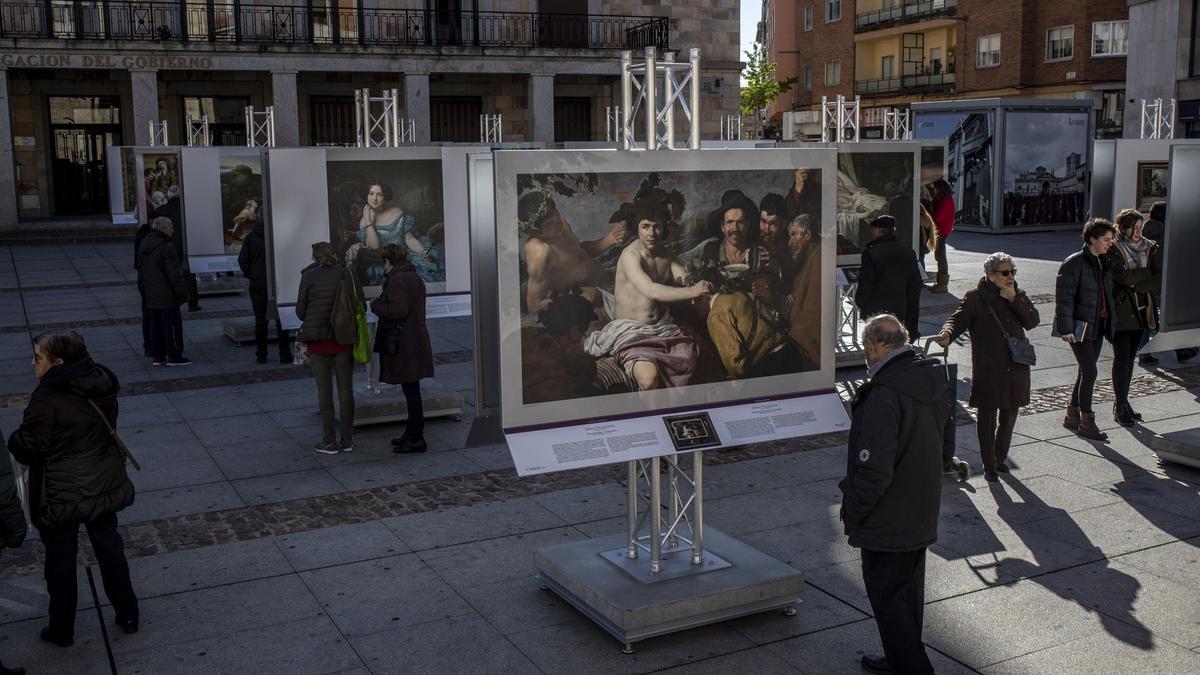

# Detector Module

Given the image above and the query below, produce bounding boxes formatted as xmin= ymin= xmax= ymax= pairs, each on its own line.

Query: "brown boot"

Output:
xmin=931 ymin=272 xmax=949 ymax=293
xmin=1077 ymin=412 xmax=1108 ymax=441
xmin=1062 ymin=405 xmax=1080 ymax=431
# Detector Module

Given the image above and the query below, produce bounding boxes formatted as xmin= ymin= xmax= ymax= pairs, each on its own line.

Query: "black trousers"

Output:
xmin=1069 ymin=333 xmax=1105 ymax=413
xmin=934 ymin=234 xmax=949 ymax=277
xmin=976 ymin=407 xmax=1018 ymax=469
xmin=1111 ymin=329 xmax=1142 ymax=406
xmin=250 ymin=290 xmax=290 ymax=360
xmin=309 ymin=350 xmax=355 ymax=444
xmin=147 ymin=306 xmax=184 ymax=361
xmin=39 ymin=512 xmax=138 ymax=637
xmin=138 ymin=287 xmax=151 ymax=354
xmin=861 ymin=547 xmax=934 ymax=675
xmin=402 ymin=381 xmax=425 ymax=440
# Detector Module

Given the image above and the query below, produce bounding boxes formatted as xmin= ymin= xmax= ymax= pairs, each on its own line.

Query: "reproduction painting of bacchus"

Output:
xmin=498 ymin=151 xmax=835 ymax=429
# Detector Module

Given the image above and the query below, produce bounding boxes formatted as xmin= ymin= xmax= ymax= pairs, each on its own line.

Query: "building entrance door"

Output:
xmin=48 ymin=96 xmax=122 ymax=216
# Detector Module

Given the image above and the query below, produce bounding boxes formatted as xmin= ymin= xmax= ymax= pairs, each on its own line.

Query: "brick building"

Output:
xmin=0 ymin=0 xmax=742 ymax=225
xmin=761 ymin=0 xmax=1129 ymax=139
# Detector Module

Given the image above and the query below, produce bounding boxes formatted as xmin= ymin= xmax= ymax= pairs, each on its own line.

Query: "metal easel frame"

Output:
xmin=618 ymin=47 xmax=701 ymax=151
xmin=820 ymin=95 xmax=861 ymax=143
xmin=480 ymin=114 xmax=503 ymax=143
xmin=1139 ymin=98 xmax=1176 ymax=139
xmin=883 ymin=109 xmax=911 ymax=140
xmin=356 ymin=88 xmax=413 ymax=147
xmin=719 ymin=114 xmax=743 ymax=141
xmin=148 ymin=120 xmax=169 ymax=146
xmin=186 ymin=114 xmax=211 ymax=147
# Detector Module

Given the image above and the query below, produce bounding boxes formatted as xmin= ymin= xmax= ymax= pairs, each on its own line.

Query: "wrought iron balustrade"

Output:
xmin=0 ymin=0 xmax=669 ymax=50
xmin=855 ymin=0 xmax=956 ymax=32
xmin=854 ymin=71 xmax=955 ymax=97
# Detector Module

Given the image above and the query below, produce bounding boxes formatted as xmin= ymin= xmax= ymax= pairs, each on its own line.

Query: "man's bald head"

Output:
xmin=863 ymin=314 xmax=907 ymax=367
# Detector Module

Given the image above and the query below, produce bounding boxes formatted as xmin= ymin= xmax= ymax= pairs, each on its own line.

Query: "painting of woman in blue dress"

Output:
xmin=328 ymin=159 xmax=447 ymax=292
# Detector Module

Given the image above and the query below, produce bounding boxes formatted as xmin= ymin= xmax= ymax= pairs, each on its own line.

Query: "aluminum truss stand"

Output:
xmin=1139 ymin=98 xmax=1176 ymax=140
xmin=605 ymin=106 xmax=624 ymax=142
xmin=619 ymin=47 xmax=702 ymax=151
xmin=186 ymin=114 xmax=211 ymax=147
xmin=480 ymin=114 xmax=503 ymax=143
xmin=148 ymin=120 xmax=169 ymax=147
xmin=820 ymin=95 xmax=861 ymax=143
xmin=720 ymin=114 xmax=743 ymax=141
xmin=883 ymin=109 xmax=911 ymax=141
xmin=355 ymin=88 xmax=404 ymax=147
xmin=245 ymin=106 xmax=276 ymax=147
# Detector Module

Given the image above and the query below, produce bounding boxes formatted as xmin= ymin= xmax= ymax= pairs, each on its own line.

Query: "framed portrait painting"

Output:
xmin=1136 ymin=162 xmax=1169 ymax=213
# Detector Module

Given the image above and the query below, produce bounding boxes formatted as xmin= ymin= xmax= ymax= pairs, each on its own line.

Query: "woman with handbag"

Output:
xmin=1105 ymin=209 xmax=1160 ymax=427
xmin=296 ymin=242 xmax=356 ymax=454
xmin=371 ymin=244 xmax=434 ymax=454
xmin=8 ymin=330 xmax=139 ymax=648
xmin=934 ymin=252 xmax=1040 ymax=482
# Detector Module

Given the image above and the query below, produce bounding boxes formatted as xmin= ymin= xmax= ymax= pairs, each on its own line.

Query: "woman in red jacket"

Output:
xmin=930 ymin=179 xmax=955 ymax=293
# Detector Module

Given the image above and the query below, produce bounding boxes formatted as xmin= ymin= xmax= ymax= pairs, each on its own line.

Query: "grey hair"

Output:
xmin=862 ymin=314 xmax=907 ymax=348
xmin=151 ymin=217 xmax=174 ymax=232
xmin=983 ymin=252 xmax=1014 ymax=275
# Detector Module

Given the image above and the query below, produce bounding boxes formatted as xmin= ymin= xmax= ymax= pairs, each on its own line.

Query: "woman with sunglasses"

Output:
xmin=935 ymin=252 xmax=1040 ymax=481
xmin=1104 ymin=209 xmax=1160 ymax=426
xmin=1053 ymin=218 xmax=1118 ymax=441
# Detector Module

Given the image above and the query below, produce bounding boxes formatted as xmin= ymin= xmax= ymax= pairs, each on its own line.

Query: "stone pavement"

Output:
xmin=0 ymin=232 xmax=1198 ymax=674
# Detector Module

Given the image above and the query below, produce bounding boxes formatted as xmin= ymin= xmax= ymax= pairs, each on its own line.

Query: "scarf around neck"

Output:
xmin=1114 ymin=233 xmax=1152 ymax=269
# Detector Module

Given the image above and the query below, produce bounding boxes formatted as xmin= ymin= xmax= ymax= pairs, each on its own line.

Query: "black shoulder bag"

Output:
xmin=985 ymin=301 xmax=1037 ymax=367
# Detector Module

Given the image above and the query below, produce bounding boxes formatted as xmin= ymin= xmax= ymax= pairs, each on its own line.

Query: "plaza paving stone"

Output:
xmin=0 ymin=233 xmax=1199 ymax=673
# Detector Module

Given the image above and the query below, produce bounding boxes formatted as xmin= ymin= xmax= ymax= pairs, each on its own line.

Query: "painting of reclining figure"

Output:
xmin=512 ymin=166 xmax=826 ymax=409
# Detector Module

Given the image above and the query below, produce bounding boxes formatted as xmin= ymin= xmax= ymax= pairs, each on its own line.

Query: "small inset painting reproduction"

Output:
xmin=663 ymin=412 xmax=722 ymax=451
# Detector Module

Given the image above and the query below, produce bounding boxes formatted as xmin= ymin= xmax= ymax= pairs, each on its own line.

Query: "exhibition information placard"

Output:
xmin=505 ymin=391 xmax=849 ymax=476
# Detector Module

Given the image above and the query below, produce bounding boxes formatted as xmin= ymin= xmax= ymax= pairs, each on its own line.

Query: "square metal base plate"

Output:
xmin=599 ymin=546 xmax=731 ymax=584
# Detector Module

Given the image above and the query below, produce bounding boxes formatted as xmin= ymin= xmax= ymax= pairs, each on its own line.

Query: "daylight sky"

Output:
xmin=739 ymin=0 xmax=759 ymax=79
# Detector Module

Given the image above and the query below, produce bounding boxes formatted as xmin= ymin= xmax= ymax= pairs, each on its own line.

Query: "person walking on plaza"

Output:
xmin=296 ymin=243 xmax=356 ymax=454
xmin=8 ymin=331 xmax=140 ymax=649
xmin=1137 ymin=201 xmax=1198 ymax=366
xmin=840 ymin=315 xmax=945 ymax=675
xmin=1105 ymin=209 xmax=1159 ymax=427
xmin=1054 ymin=218 xmax=1117 ymax=441
xmin=929 ymin=179 xmax=955 ymax=293
xmin=238 ymin=220 xmax=292 ymax=365
xmin=371 ymin=244 xmax=435 ymax=455
xmin=0 ymin=431 xmax=29 ymax=675
xmin=137 ymin=217 xmax=192 ymax=367
xmin=934 ymin=252 xmax=1040 ymax=481
xmin=855 ymin=215 xmax=925 ymax=342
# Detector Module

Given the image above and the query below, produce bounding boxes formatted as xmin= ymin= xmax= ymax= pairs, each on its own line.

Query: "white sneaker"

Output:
xmin=339 ymin=440 xmax=354 ymax=453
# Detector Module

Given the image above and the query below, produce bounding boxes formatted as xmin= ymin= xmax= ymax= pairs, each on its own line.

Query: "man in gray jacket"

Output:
xmin=137 ymin=218 xmax=192 ymax=366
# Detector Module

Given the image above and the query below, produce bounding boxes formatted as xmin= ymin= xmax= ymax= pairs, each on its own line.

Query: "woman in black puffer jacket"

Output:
xmin=1053 ymin=218 xmax=1117 ymax=441
xmin=8 ymin=330 xmax=140 ymax=648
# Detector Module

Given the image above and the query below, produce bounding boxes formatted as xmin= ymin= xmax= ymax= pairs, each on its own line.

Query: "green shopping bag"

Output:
xmin=347 ymin=267 xmax=372 ymax=365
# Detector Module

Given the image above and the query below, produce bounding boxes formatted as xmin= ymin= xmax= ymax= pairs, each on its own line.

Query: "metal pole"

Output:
xmin=691 ymin=449 xmax=703 ymax=564
xmin=667 ymin=455 xmax=679 ymax=549
xmin=662 ymin=52 xmax=675 ymax=150
xmin=267 ymin=107 xmax=275 ymax=147
xmin=245 ymin=107 xmax=253 ymax=147
xmin=644 ymin=47 xmax=657 ymax=151
xmin=620 ymin=51 xmax=633 ymax=150
xmin=853 ymin=96 xmax=862 ymax=142
xmin=480 ymin=115 xmax=485 ymax=143
xmin=649 ymin=455 xmax=662 ymax=573
xmin=626 ymin=461 xmax=638 ymax=559
xmin=820 ymin=96 xmax=829 ymax=143
xmin=391 ymin=89 xmax=400 ymax=146
xmin=689 ymin=48 xmax=701 ymax=150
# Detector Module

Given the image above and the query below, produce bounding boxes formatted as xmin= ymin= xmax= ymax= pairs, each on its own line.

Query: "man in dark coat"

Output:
xmin=840 ymin=315 xmax=946 ymax=675
xmin=855 ymin=215 xmax=924 ymax=342
xmin=150 ymin=186 xmax=201 ymax=311
xmin=238 ymin=221 xmax=291 ymax=364
xmin=370 ymin=245 xmax=434 ymax=454
xmin=137 ymin=218 xmax=192 ymax=366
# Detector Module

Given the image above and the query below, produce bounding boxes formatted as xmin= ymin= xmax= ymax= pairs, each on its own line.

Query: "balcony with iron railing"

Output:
xmin=855 ymin=0 xmax=956 ymax=33
xmin=854 ymin=70 xmax=955 ymax=98
xmin=0 ymin=0 xmax=669 ymax=51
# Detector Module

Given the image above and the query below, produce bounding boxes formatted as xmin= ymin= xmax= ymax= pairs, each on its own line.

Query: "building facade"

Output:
xmin=0 ymin=0 xmax=742 ymax=225
xmin=762 ymin=0 xmax=1129 ymax=139
xmin=1125 ymin=0 xmax=1200 ymax=138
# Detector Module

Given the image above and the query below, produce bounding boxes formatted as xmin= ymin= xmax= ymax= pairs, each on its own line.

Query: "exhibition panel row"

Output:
xmin=1088 ymin=138 xmax=1200 ymax=221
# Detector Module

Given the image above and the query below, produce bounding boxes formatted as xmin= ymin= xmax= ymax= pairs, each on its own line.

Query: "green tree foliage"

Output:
xmin=739 ymin=42 xmax=798 ymax=130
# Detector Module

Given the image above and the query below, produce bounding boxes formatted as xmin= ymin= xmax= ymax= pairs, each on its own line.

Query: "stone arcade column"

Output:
xmin=130 ymin=69 xmax=159 ymax=146
xmin=0 ymin=70 xmax=16 ymax=228
xmin=528 ymin=73 xmax=555 ymax=144
xmin=404 ymin=72 xmax=431 ymax=144
xmin=271 ymin=71 xmax=299 ymax=146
